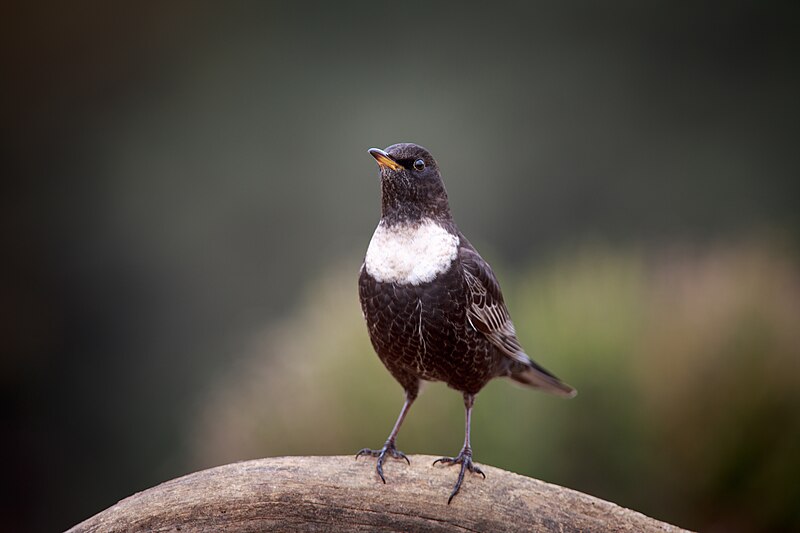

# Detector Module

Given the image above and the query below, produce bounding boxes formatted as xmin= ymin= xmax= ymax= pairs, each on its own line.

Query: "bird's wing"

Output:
xmin=458 ymin=241 xmax=530 ymax=366
xmin=459 ymin=237 xmax=577 ymax=397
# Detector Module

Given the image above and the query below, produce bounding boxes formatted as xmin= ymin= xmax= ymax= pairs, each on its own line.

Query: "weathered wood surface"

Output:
xmin=68 ymin=455 xmax=690 ymax=532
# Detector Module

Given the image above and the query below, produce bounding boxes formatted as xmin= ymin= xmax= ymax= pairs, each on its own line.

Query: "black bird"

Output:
xmin=357 ymin=142 xmax=576 ymax=503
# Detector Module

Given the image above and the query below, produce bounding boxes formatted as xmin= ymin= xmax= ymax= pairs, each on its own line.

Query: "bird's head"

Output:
xmin=368 ymin=143 xmax=451 ymax=225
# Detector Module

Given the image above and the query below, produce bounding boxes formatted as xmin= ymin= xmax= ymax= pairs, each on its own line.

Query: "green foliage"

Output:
xmin=194 ymin=242 xmax=800 ymax=532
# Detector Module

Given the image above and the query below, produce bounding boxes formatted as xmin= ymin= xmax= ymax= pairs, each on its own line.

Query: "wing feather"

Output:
xmin=459 ymin=236 xmax=576 ymax=397
xmin=459 ymin=242 xmax=530 ymax=366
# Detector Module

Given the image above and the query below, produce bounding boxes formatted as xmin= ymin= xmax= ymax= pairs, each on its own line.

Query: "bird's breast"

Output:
xmin=364 ymin=218 xmax=459 ymax=285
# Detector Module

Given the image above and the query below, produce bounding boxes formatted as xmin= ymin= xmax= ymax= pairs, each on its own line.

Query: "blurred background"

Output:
xmin=4 ymin=1 xmax=799 ymax=531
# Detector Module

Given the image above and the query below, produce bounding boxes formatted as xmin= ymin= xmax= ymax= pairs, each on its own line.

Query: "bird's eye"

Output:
xmin=413 ymin=159 xmax=426 ymax=171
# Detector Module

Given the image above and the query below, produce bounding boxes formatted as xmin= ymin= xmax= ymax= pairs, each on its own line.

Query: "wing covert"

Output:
xmin=459 ymin=240 xmax=530 ymax=366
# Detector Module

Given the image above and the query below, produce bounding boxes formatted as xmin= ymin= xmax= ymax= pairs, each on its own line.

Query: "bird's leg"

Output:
xmin=356 ymin=392 xmax=415 ymax=483
xmin=433 ymin=393 xmax=485 ymax=503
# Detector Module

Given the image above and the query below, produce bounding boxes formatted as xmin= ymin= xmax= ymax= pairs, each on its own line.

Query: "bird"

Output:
xmin=356 ymin=142 xmax=576 ymax=503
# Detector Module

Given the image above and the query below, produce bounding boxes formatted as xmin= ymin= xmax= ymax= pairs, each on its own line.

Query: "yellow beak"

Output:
xmin=368 ymin=148 xmax=403 ymax=171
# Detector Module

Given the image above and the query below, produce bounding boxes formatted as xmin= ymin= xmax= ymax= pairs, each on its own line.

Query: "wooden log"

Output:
xmin=67 ymin=455 xmax=690 ymax=532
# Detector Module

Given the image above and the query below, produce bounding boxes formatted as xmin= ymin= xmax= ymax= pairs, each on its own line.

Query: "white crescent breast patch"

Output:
xmin=365 ymin=219 xmax=459 ymax=285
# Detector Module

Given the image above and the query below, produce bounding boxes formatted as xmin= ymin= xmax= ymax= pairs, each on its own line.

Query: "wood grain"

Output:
xmin=67 ymin=455 xmax=690 ymax=532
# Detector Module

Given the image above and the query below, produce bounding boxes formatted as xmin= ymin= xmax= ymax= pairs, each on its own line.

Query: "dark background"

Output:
xmin=4 ymin=2 xmax=799 ymax=531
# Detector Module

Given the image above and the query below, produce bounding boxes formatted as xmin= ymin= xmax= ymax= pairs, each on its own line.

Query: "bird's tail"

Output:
xmin=509 ymin=359 xmax=577 ymax=398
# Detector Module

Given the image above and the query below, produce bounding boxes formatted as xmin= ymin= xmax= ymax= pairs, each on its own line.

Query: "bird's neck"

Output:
xmin=381 ymin=194 xmax=452 ymax=227
xmin=380 ymin=175 xmax=452 ymax=226
xmin=381 ymin=203 xmax=452 ymax=227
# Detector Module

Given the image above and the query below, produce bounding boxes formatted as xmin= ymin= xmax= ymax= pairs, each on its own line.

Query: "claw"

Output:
xmin=377 ymin=458 xmax=386 ymax=483
xmin=432 ymin=448 xmax=485 ymax=504
xmin=394 ymin=449 xmax=411 ymax=465
xmin=355 ymin=448 xmax=379 ymax=459
xmin=354 ymin=441 xmax=409 ymax=483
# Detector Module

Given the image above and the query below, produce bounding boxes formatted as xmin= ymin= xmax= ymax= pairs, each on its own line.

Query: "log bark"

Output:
xmin=67 ymin=455 xmax=690 ymax=532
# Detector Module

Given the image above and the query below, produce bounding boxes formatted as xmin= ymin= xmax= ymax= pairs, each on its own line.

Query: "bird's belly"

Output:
xmin=359 ymin=266 xmax=494 ymax=386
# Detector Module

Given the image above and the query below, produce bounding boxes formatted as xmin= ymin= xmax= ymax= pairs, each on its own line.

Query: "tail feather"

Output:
xmin=509 ymin=358 xmax=577 ymax=398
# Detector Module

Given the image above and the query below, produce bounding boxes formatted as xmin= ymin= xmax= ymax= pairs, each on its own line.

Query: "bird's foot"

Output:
xmin=432 ymin=447 xmax=485 ymax=503
xmin=355 ymin=441 xmax=409 ymax=483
